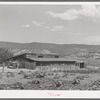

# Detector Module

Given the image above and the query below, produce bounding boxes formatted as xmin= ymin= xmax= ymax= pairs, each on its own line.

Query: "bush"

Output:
xmin=18 ymin=70 xmax=26 ymax=75
xmin=30 ymin=80 xmax=40 ymax=84
xmin=11 ymin=82 xmax=24 ymax=90
xmin=6 ymin=72 xmax=15 ymax=78
xmin=23 ymin=74 xmax=34 ymax=79
xmin=0 ymin=48 xmax=13 ymax=62
xmin=72 ymin=79 xmax=80 ymax=85
xmin=34 ymin=72 xmax=46 ymax=78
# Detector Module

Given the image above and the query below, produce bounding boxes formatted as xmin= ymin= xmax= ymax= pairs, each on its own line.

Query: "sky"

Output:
xmin=1 ymin=4 xmax=100 ymax=45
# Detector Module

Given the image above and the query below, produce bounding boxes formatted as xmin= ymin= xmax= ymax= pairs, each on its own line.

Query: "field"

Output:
xmin=0 ymin=65 xmax=100 ymax=90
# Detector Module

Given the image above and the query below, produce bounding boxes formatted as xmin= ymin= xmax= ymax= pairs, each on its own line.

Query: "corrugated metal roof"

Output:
xmin=26 ymin=53 xmax=60 ymax=56
xmin=6 ymin=53 xmax=84 ymax=63
xmin=26 ymin=57 xmax=76 ymax=62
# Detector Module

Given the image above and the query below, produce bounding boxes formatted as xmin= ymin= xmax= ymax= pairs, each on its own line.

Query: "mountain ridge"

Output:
xmin=0 ymin=41 xmax=100 ymax=56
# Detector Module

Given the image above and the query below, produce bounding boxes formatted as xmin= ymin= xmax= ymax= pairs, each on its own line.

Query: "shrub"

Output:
xmin=11 ymin=82 xmax=24 ymax=90
xmin=18 ymin=70 xmax=26 ymax=75
xmin=6 ymin=72 xmax=15 ymax=78
xmin=72 ymin=79 xmax=80 ymax=85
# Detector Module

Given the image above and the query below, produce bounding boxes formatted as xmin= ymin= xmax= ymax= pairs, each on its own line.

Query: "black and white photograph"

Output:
xmin=0 ymin=2 xmax=100 ymax=93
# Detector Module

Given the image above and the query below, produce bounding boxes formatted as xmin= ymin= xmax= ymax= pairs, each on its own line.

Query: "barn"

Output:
xmin=5 ymin=53 xmax=35 ymax=69
xmin=5 ymin=53 xmax=85 ymax=69
xmin=27 ymin=58 xmax=75 ymax=66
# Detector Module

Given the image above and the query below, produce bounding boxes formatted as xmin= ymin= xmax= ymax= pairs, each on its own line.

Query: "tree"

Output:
xmin=0 ymin=48 xmax=13 ymax=62
xmin=0 ymin=48 xmax=13 ymax=78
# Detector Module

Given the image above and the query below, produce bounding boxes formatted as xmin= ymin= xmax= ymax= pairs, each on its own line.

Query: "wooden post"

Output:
xmin=2 ymin=62 xmax=5 ymax=73
xmin=79 ymin=63 xmax=80 ymax=69
xmin=0 ymin=62 xmax=5 ymax=79
xmin=75 ymin=63 xmax=76 ymax=70
xmin=69 ymin=65 xmax=71 ymax=71
xmin=29 ymin=62 xmax=31 ymax=72
xmin=16 ymin=61 xmax=19 ymax=72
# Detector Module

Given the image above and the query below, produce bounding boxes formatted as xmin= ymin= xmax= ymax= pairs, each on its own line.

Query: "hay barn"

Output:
xmin=5 ymin=53 xmax=85 ymax=69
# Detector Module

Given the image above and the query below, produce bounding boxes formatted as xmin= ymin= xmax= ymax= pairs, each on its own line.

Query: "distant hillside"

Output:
xmin=1 ymin=41 xmax=100 ymax=57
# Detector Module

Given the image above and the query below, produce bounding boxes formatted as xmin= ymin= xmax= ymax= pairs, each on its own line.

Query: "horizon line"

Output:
xmin=0 ymin=41 xmax=100 ymax=45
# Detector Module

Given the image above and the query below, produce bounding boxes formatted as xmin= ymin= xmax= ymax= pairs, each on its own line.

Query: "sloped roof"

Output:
xmin=5 ymin=53 xmax=84 ymax=63
xmin=26 ymin=57 xmax=76 ymax=62
xmin=25 ymin=53 xmax=60 ymax=56
xmin=14 ymin=52 xmax=60 ymax=57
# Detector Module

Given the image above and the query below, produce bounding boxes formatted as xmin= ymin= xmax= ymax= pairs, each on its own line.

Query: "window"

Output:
xmin=38 ymin=56 xmax=43 ymax=58
xmin=55 ymin=56 xmax=59 ymax=58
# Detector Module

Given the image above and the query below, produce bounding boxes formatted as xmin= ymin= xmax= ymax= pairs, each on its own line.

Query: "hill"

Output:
xmin=0 ymin=41 xmax=100 ymax=57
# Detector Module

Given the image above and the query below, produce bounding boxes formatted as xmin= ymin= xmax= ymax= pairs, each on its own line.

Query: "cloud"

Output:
xmin=45 ymin=26 xmax=50 ymax=29
xmin=44 ymin=25 xmax=65 ymax=31
xmin=47 ymin=5 xmax=100 ymax=21
xmin=32 ymin=21 xmax=43 ymax=27
xmin=21 ymin=21 xmax=43 ymax=28
xmin=50 ymin=26 xmax=64 ymax=31
xmin=47 ymin=10 xmax=79 ymax=20
xmin=21 ymin=24 xmax=30 ymax=28
xmin=80 ymin=5 xmax=98 ymax=17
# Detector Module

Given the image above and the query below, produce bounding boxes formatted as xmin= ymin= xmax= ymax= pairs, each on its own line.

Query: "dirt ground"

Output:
xmin=0 ymin=66 xmax=100 ymax=90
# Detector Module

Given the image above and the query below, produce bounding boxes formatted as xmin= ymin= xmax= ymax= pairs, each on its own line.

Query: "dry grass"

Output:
xmin=0 ymin=66 xmax=99 ymax=90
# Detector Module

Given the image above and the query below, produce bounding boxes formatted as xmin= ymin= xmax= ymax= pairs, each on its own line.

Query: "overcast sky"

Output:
xmin=0 ymin=5 xmax=100 ymax=45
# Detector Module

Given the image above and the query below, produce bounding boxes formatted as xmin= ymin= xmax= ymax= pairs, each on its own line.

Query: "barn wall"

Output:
xmin=75 ymin=62 xmax=85 ymax=68
xmin=17 ymin=59 xmax=36 ymax=69
xmin=36 ymin=61 xmax=76 ymax=66
xmin=7 ymin=57 xmax=36 ymax=69
xmin=5 ymin=53 xmax=85 ymax=69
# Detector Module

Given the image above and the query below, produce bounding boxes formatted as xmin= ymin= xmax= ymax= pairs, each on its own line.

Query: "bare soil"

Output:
xmin=0 ymin=67 xmax=100 ymax=90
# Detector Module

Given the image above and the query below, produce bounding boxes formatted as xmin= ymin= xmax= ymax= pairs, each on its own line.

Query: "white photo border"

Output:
xmin=0 ymin=2 xmax=100 ymax=98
